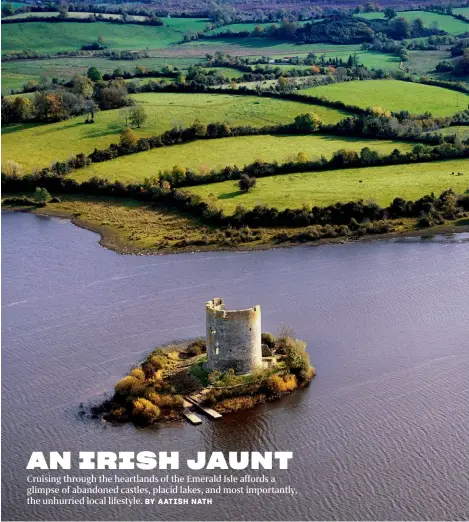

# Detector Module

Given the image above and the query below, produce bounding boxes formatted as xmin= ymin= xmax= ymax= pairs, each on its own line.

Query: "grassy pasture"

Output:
xmin=396 ymin=11 xmax=469 ymax=35
xmin=206 ymin=22 xmax=274 ymax=35
xmin=428 ymin=126 xmax=469 ymax=139
xmin=1 ymin=92 xmax=347 ymax=171
xmin=4 ymin=11 xmax=148 ymax=21
xmin=124 ymin=76 xmax=175 ymax=87
xmin=1 ymin=56 xmax=200 ymax=94
xmin=300 ymin=80 xmax=468 ymax=116
xmin=453 ymin=7 xmax=469 ymax=16
xmin=203 ymin=67 xmax=245 ymax=78
xmin=356 ymin=10 xmax=469 ymax=34
xmin=187 ymin=159 xmax=469 ymax=212
xmin=1 ymin=18 xmax=209 ymax=54
xmin=72 ymin=134 xmax=414 ymax=184
xmin=205 ymin=20 xmax=310 ymax=35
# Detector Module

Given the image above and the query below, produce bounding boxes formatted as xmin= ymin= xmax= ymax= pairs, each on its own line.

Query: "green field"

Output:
xmin=1 ymin=56 xmax=201 ymax=94
xmin=206 ymin=22 xmax=275 ymax=35
xmin=429 ymin=125 xmax=469 ymax=139
xmin=356 ymin=10 xmax=469 ymax=34
xmin=124 ymin=76 xmax=176 ymax=87
xmin=72 ymin=134 xmax=414 ymax=184
xmin=4 ymin=11 xmax=148 ymax=21
xmin=300 ymin=80 xmax=468 ymax=116
xmin=204 ymin=67 xmax=245 ymax=78
xmin=2 ymin=92 xmax=348 ymax=171
xmin=2 ymin=18 xmax=209 ymax=54
xmin=453 ymin=7 xmax=469 ymax=17
xmin=396 ymin=11 xmax=469 ymax=35
xmin=187 ymin=159 xmax=469 ymax=211
xmin=206 ymin=20 xmax=310 ymax=35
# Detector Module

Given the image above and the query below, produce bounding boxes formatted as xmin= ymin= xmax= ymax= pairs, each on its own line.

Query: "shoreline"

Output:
xmin=3 ymin=203 xmax=469 ymax=256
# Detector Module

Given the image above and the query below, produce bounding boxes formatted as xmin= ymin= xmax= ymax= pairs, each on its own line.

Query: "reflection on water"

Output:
xmin=2 ymin=212 xmax=469 ymax=521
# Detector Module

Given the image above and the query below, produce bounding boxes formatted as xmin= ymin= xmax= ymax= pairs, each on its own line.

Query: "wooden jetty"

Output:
xmin=183 ymin=410 xmax=203 ymax=425
xmin=185 ymin=394 xmax=223 ymax=420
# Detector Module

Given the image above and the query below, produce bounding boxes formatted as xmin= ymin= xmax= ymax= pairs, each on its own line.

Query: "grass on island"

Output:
xmin=187 ymin=159 xmax=469 ymax=212
xmin=1 ymin=93 xmax=348 ymax=171
xmin=72 ymin=135 xmax=414 ymax=184
xmin=300 ymin=80 xmax=468 ymax=117
xmin=355 ymin=10 xmax=469 ymax=34
xmin=1 ymin=18 xmax=210 ymax=54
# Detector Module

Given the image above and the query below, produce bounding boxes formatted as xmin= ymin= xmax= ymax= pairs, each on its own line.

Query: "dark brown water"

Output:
xmin=2 ymin=212 xmax=469 ymax=521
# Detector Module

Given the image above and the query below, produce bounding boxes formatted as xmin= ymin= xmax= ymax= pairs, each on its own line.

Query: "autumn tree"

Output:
xmin=120 ymin=127 xmax=138 ymax=148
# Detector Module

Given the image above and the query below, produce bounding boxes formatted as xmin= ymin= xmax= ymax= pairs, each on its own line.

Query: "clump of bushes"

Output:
xmin=215 ymin=395 xmax=263 ymax=412
xmin=186 ymin=339 xmax=206 ymax=356
xmin=150 ymin=354 xmax=167 ymax=370
xmin=261 ymin=332 xmax=276 ymax=348
xmin=114 ymin=375 xmax=146 ymax=396
xmin=132 ymin=398 xmax=160 ymax=423
xmin=267 ymin=374 xmax=298 ymax=395
xmin=2 ymin=196 xmax=42 ymax=207
xmin=147 ymin=391 xmax=184 ymax=409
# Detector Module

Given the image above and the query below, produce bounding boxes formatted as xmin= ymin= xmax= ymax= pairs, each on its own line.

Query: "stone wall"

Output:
xmin=206 ymin=298 xmax=262 ymax=374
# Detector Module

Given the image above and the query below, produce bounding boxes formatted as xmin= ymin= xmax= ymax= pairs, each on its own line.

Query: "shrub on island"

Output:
xmin=94 ymin=334 xmax=315 ymax=425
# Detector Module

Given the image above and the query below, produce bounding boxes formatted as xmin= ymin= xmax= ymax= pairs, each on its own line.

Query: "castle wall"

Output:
xmin=206 ymin=298 xmax=262 ymax=374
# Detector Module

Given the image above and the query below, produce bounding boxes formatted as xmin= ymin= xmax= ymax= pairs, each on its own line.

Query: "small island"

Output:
xmin=94 ymin=298 xmax=315 ymax=426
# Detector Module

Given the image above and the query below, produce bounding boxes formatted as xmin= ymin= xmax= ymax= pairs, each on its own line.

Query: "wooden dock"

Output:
xmin=183 ymin=410 xmax=203 ymax=425
xmin=185 ymin=395 xmax=223 ymax=420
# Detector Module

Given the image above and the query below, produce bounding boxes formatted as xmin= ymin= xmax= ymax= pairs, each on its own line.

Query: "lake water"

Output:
xmin=2 ymin=211 xmax=469 ymax=521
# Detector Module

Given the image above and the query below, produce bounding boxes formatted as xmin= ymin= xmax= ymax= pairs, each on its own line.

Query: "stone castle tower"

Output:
xmin=206 ymin=298 xmax=262 ymax=374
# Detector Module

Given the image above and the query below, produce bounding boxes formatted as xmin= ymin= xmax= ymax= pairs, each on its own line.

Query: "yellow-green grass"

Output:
xmin=72 ymin=134 xmax=414 ymax=184
xmin=1 ymin=18 xmax=210 ymax=54
xmin=203 ymin=67 xmax=245 ymax=78
xmin=300 ymin=79 xmax=468 ymax=116
xmin=187 ymin=159 xmax=469 ymax=212
xmin=5 ymin=195 xmax=468 ymax=255
xmin=124 ymin=76 xmax=176 ymax=87
xmin=429 ymin=126 xmax=469 ymax=139
xmin=1 ymin=92 xmax=347 ymax=171
xmin=356 ymin=10 xmax=469 ymax=34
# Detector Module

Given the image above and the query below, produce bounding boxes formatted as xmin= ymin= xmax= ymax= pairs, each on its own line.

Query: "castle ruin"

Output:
xmin=206 ymin=298 xmax=262 ymax=374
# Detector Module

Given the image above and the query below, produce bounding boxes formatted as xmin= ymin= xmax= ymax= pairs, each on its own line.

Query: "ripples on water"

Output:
xmin=2 ymin=213 xmax=469 ymax=521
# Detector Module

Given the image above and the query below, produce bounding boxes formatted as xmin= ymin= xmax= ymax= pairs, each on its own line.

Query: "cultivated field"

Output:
xmin=187 ymin=159 xmax=469 ymax=211
xmin=72 ymin=134 xmax=414 ymax=184
xmin=1 ymin=92 xmax=348 ymax=171
xmin=1 ymin=18 xmax=210 ymax=54
xmin=301 ymin=80 xmax=468 ymax=116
